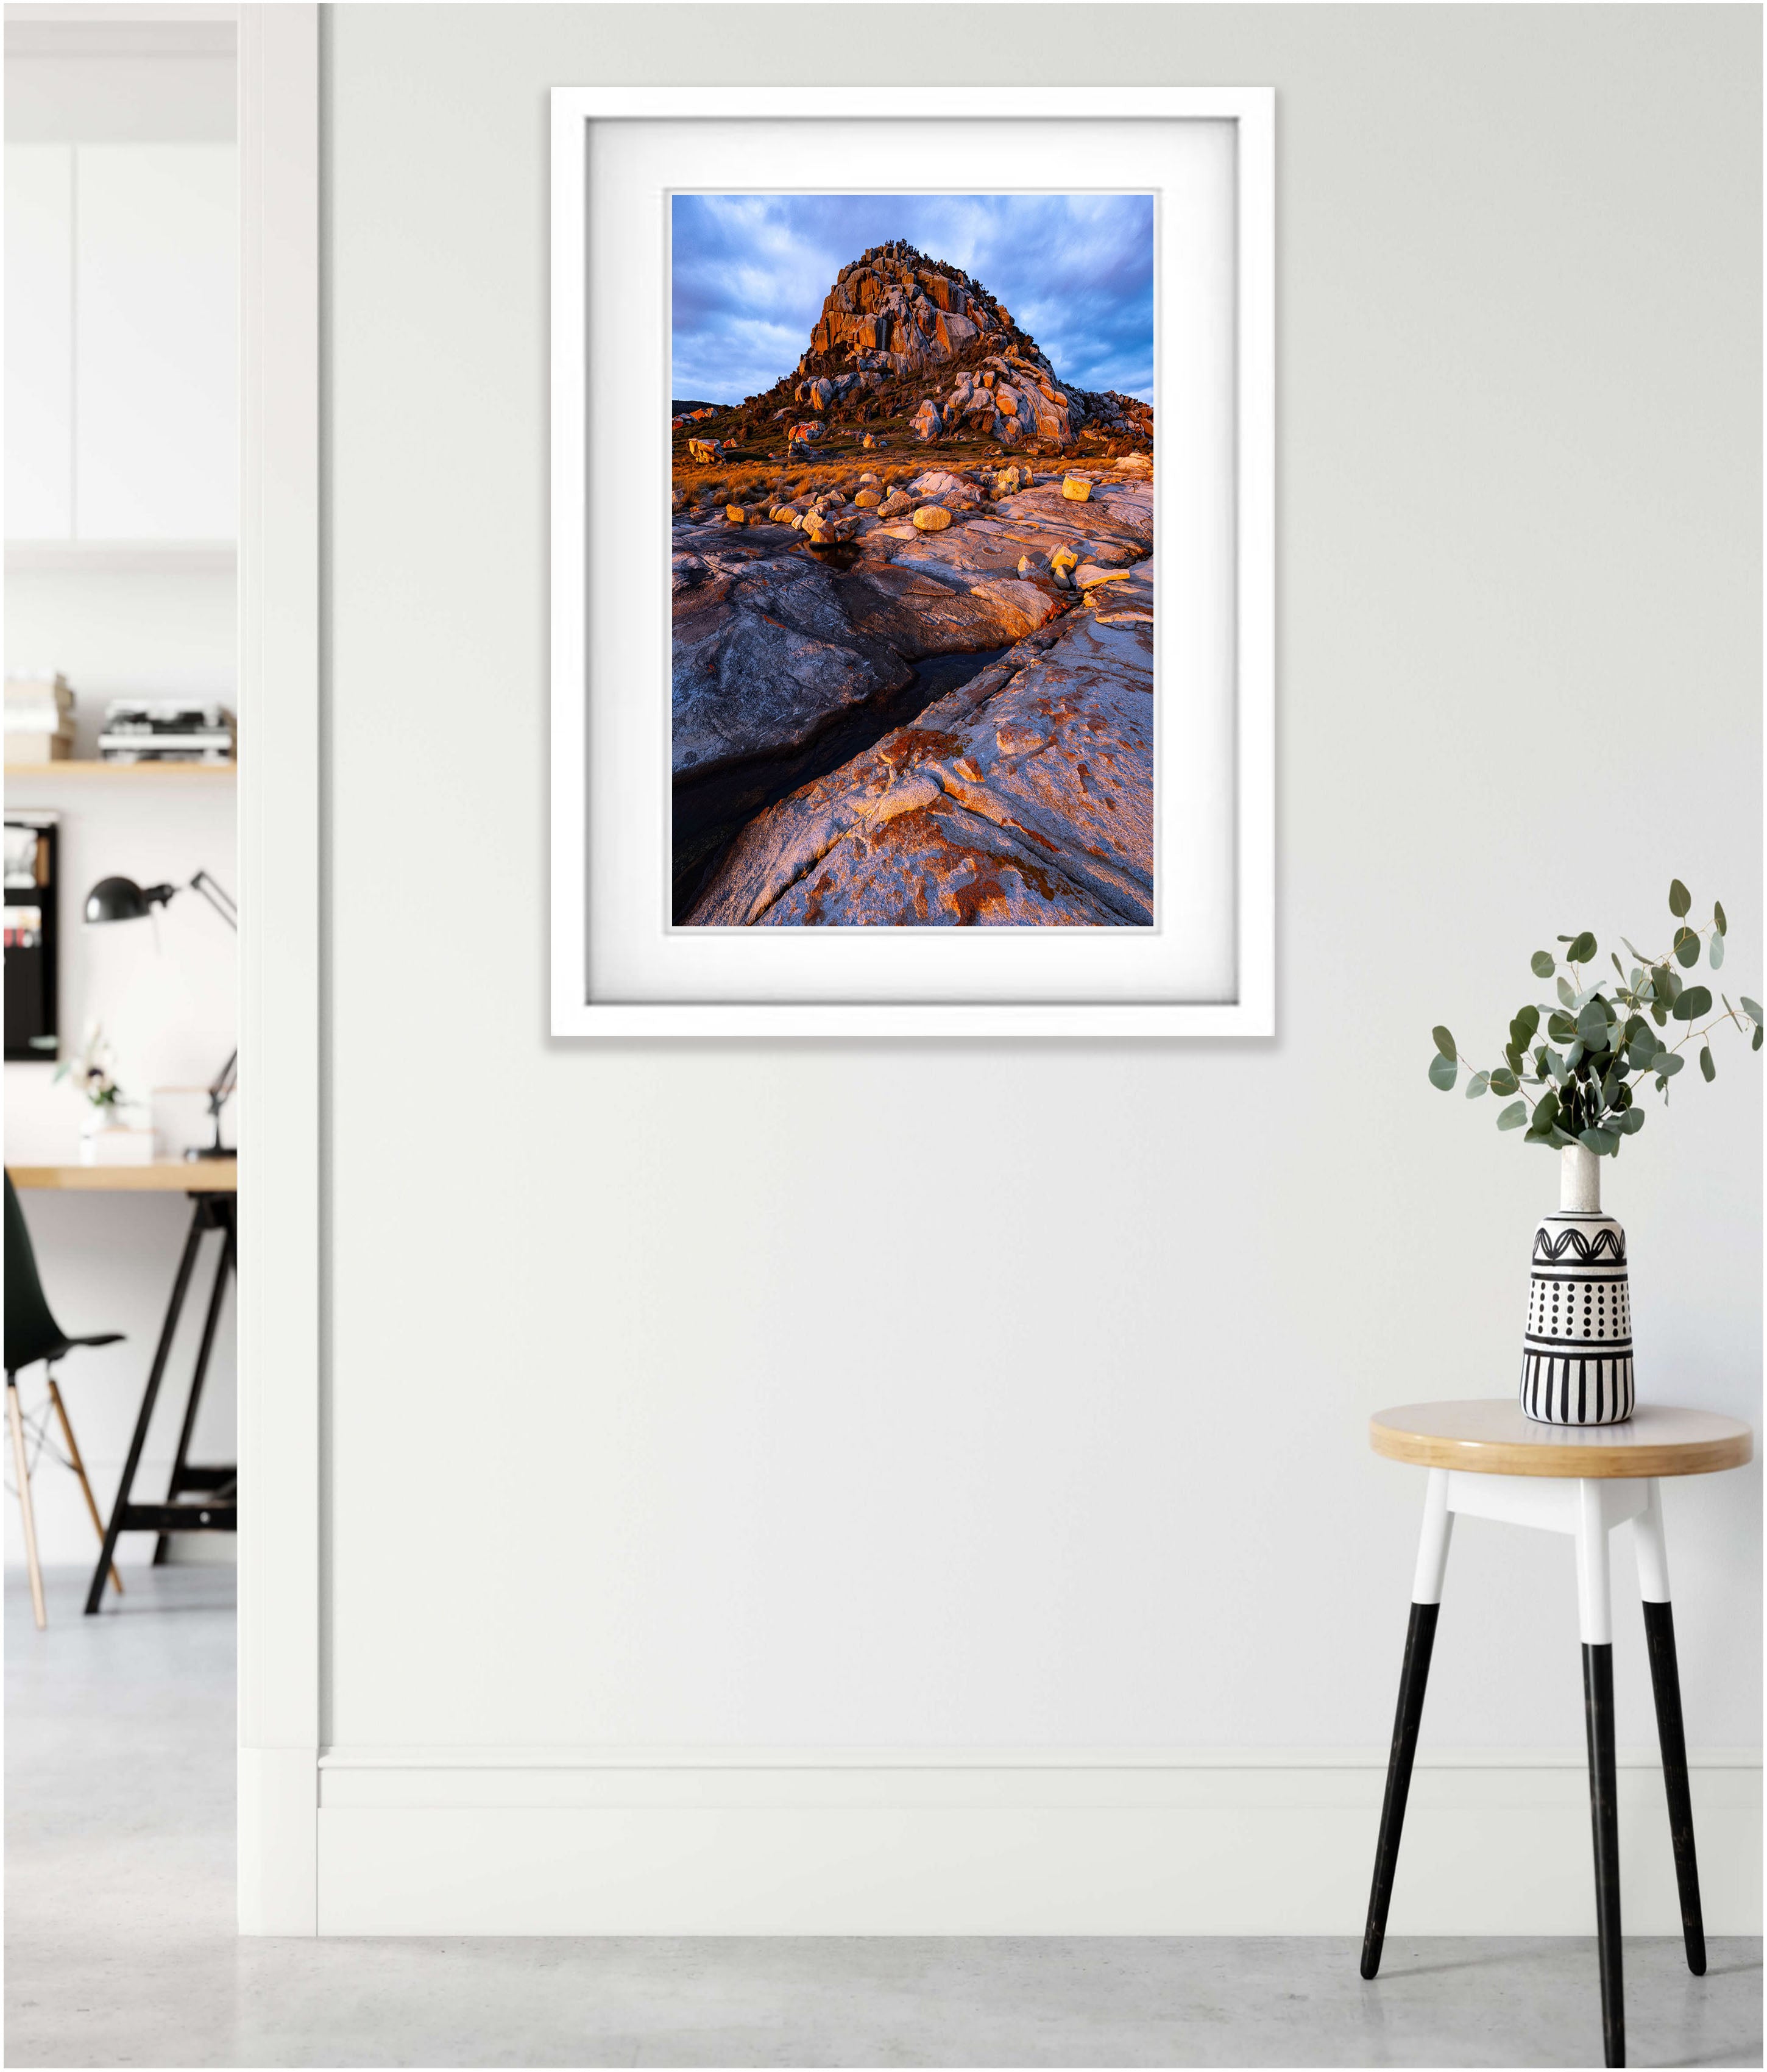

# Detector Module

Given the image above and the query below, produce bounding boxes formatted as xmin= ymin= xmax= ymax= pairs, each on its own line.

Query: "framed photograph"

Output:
xmin=551 ymin=88 xmax=1273 ymax=1037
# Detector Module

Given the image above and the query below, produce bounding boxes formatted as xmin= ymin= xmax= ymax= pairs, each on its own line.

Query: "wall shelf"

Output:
xmin=5 ymin=759 xmax=236 ymax=781
xmin=5 ymin=541 xmax=236 ymax=572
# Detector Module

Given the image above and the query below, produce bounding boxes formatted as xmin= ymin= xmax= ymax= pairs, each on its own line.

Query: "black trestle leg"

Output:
xmin=1360 ymin=1600 xmax=1439 ymax=1979
xmin=1642 ymin=1600 xmax=1705 ymax=1976
xmin=1583 ymin=1641 xmax=1625 ymax=2068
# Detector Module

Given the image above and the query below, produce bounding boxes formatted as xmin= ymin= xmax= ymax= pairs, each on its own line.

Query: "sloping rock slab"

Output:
xmin=685 ymin=608 xmax=1153 ymax=928
xmin=672 ymin=530 xmax=912 ymax=779
xmin=991 ymin=478 xmax=1153 ymax=556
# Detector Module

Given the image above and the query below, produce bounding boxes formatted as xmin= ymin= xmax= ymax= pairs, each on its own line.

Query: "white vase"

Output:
xmin=1520 ymin=1144 xmax=1635 ymax=1425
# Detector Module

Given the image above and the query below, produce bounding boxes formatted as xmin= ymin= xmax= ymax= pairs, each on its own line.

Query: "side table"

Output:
xmin=1361 ymin=1399 xmax=1752 ymax=2070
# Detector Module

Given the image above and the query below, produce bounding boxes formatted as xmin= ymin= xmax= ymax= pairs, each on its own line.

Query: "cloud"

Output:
xmin=671 ymin=193 xmax=1153 ymax=407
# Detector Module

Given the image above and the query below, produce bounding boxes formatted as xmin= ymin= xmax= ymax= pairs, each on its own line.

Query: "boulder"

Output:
xmin=685 ymin=608 xmax=1154 ymax=928
xmin=877 ymin=489 xmax=915 ymax=517
xmin=671 ymin=539 xmax=912 ymax=780
xmin=724 ymin=505 xmax=747 ymax=525
xmin=906 ymin=470 xmax=980 ymax=508
xmin=685 ymin=438 xmax=727 ymax=465
xmin=911 ymin=399 xmax=944 ymax=442
xmin=1061 ymin=476 xmax=1091 ymax=502
xmin=854 ymin=490 xmax=881 ymax=509
xmin=912 ymin=504 xmax=954 ymax=532
xmin=787 ymin=420 xmax=826 ymax=445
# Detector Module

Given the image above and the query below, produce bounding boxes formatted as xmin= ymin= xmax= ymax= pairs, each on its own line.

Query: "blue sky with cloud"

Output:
xmin=671 ymin=194 xmax=1153 ymax=408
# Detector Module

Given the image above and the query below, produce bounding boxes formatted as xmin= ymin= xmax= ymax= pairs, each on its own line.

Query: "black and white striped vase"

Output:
xmin=1520 ymin=1144 xmax=1635 ymax=1426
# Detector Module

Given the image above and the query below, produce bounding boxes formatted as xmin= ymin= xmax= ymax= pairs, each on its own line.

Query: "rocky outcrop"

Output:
xmin=804 ymin=239 xmax=1000 ymax=376
xmin=684 ymin=605 xmax=1154 ymax=928
xmin=682 ymin=243 xmax=1153 ymax=458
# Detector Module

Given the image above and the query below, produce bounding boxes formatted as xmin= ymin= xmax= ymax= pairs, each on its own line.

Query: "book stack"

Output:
xmin=4 ymin=675 xmax=76 ymax=765
xmin=98 ymin=700 xmax=235 ymax=765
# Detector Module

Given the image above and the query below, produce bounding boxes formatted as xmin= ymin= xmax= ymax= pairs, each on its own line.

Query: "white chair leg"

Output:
xmin=6 ymin=1378 xmax=47 ymax=1630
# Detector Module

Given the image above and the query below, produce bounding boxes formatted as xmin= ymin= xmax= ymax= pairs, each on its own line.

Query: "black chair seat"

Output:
xmin=5 ymin=1179 xmax=127 ymax=1375
xmin=37 ymin=1330 xmax=126 ymax=1363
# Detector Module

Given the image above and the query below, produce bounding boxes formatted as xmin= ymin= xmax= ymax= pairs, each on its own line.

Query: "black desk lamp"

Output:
xmin=84 ymin=870 xmax=237 ymax=1161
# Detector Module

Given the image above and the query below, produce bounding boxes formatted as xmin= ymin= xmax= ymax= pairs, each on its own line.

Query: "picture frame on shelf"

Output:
xmin=550 ymin=87 xmax=1274 ymax=1038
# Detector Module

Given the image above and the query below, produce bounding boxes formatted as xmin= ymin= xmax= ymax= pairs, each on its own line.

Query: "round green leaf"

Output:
xmin=1576 ymin=1001 xmax=1611 ymax=1049
xmin=1579 ymin=1127 xmax=1620 ymax=1156
xmin=1714 ymin=899 xmax=1727 ymax=937
xmin=1671 ymin=985 xmax=1712 ymax=1022
xmin=1431 ymin=1024 xmax=1456 ymax=1060
xmin=1669 ymin=878 xmax=1692 ymax=918
xmin=1617 ymin=1107 xmax=1646 ymax=1135
xmin=1428 ymin=1052 xmax=1457 ymax=1090
xmin=1740 ymin=996 xmax=1763 ymax=1023
xmin=1496 ymin=1100 xmax=1528 ymax=1130
xmin=1465 ymin=1070 xmax=1490 ymax=1099
xmin=1568 ymin=931 xmax=1598 ymax=963
xmin=1535 ymin=1088 xmax=1561 ymax=1127
xmin=1490 ymin=1068 xmax=1519 ymax=1096
xmin=1710 ymin=930 xmax=1725 ymax=969
xmin=1699 ymin=1044 xmax=1715 ymax=1082
xmin=1529 ymin=950 xmax=1555 ymax=979
xmin=1657 ymin=1051 xmax=1685 ymax=1077
xmin=1674 ymin=926 xmax=1700 ymax=969
xmin=1512 ymin=1005 xmax=1541 ymax=1040
xmin=1627 ymin=1027 xmax=1657 ymax=1069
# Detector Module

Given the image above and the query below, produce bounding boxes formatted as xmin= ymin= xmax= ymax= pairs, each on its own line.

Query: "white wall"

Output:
xmin=320 ymin=4 xmax=1760 ymax=1931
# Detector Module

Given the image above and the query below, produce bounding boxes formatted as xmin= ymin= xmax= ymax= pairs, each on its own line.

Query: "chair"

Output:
xmin=5 ymin=1174 xmax=125 ymax=1628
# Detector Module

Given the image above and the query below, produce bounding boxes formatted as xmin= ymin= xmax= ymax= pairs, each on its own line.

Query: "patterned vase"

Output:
xmin=1520 ymin=1144 xmax=1635 ymax=1426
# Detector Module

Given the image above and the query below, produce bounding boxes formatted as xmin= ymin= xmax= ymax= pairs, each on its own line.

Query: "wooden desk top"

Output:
xmin=1371 ymin=1400 xmax=1753 ymax=1480
xmin=5 ymin=1160 xmax=237 ymax=1194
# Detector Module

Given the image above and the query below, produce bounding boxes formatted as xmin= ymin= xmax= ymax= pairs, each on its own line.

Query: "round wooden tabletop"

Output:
xmin=1370 ymin=1400 xmax=1753 ymax=1480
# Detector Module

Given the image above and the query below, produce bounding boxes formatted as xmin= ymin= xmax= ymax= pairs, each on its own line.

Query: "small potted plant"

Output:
xmin=56 ymin=1024 xmax=150 ymax=1165
xmin=1430 ymin=881 xmax=1760 ymax=1426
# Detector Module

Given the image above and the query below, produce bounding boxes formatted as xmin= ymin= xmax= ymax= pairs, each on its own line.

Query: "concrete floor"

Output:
xmin=6 ymin=1566 xmax=1762 ymax=2070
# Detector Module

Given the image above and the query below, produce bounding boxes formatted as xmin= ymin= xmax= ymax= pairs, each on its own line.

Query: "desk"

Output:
xmin=7 ymin=1160 xmax=237 ymax=1612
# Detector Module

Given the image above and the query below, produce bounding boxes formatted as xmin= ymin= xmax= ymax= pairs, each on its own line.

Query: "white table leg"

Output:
xmin=1411 ymin=1466 xmax=1454 ymax=1605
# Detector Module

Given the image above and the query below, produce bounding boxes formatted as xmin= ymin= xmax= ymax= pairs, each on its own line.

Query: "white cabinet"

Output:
xmin=76 ymin=146 xmax=236 ymax=540
xmin=5 ymin=145 xmax=75 ymax=539
xmin=4 ymin=142 xmax=235 ymax=544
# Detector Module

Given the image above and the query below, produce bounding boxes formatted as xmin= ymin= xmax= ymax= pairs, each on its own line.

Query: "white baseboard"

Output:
xmin=314 ymin=1747 xmax=1762 ymax=1937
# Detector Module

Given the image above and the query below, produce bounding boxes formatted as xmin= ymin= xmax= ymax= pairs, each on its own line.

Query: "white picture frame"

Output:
xmin=550 ymin=87 xmax=1273 ymax=1038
